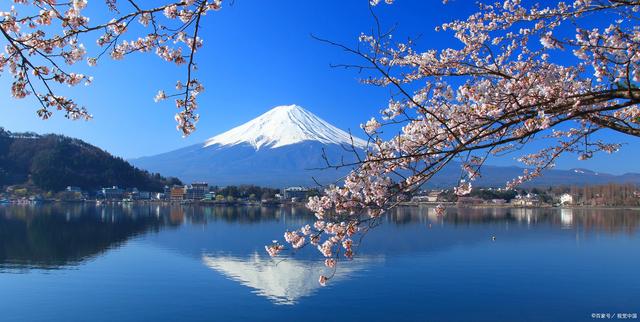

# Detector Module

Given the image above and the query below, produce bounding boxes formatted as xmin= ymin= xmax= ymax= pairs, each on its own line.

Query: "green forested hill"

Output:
xmin=0 ymin=128 xmax=181 ymax=192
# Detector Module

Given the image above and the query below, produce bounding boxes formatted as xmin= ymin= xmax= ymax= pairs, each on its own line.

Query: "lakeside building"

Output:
xmin=411 ymin=190 xmax=443 ymax=203
xmin=511 ymin=193 xmax=541 ymax=207
xmin=133 ymin=191 xmax=151 ymax=200
xmin=100 ymin=186 xmax=125 ymax=200
xmin=186 ymin=182 xmax=209 ymax=200
xmin=426 ymin=190 xmax=443 ymax=202
xmin=411 ymin=195 xmax=431 ymax=203
xmin=491 ymin=199 xmax=507 ymax=205
xmin=560 ymin=193 xmax=574 ymax=205
xmin=283 ymin=187 xmax=310 ymax=201
xmin=457 ymin=196 xmax=484 ymax=206
xmin=170 ymin=186 xmax=185 ymax=201
xmin=125 ymin=188 xmax=139 ymax=200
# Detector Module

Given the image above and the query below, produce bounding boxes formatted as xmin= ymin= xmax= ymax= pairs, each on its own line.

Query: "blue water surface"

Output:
xmin=0 ymin=204 xmax=638 ymax=322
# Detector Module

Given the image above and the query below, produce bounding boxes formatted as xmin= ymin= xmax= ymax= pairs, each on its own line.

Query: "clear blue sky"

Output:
xmin=0 ymin=1 xmax=637 ymax=174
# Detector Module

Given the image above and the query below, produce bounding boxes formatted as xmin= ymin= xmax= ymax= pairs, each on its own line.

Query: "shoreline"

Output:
xmin=398 ymin=201 xmax=640 ymax=211
xmin=2 ymin=199 xmax=639 ymax=211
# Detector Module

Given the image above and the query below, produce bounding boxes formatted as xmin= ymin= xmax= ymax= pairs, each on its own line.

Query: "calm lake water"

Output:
xmin=0 ymin=204 xmax=639 ymax=322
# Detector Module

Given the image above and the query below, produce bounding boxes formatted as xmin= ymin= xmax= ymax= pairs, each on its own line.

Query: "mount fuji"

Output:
xmin=131 ymin=104 xmax=640 ymax=188
xmin=130 ymin=105 xmax=368 ymax=187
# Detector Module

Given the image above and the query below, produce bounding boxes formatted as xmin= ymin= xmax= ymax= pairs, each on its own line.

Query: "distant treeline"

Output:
xmin=433 ymin=183 xmax=639 ymax=206
xmin=0 ymin=128 xmax=181 ymax=192
xmin=213 ymin=185 xmax=280 ymax=200
xmin=516 ymin=183 xmax=639 ymax=206
xmin=441 ymin=189 xmax=518 ymax=202
xmin=210 ymin=185 xmax=319 ymax=200
xmin=564 ymin=183 xmax=639 ymax=206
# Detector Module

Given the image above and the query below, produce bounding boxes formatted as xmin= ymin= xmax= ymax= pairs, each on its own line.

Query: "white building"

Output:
xmin=559 ymin=193 xmax=574 ymax=205
xmin=283 ymin=187 xmax=310 ymax=201
xmin=411 ymin=190 xmax=442 ymax=203
xmin=511 ymin=193 xmax=541 ymax=207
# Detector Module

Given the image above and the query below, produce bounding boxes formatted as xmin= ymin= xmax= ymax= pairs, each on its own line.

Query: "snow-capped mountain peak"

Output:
xmin=203 ymin=104 xmax=368 ymax=150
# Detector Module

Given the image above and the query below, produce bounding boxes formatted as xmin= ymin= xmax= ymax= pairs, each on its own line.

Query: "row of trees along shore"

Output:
xmin=434 ymin=183 xmax=640 ymax=207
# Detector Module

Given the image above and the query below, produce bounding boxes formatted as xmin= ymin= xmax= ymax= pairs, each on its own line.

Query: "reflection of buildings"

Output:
xmin=561 ymin=208 xmax=574 ymax=228
xmin=511 ymin=208 xmax=535 ymax=222
xmin=202 ymin=253 xmax=381 ymax=305
xmin=427 ymin=207 xmax=441 ymax=223
xmin=169 ymin=206 xmax=185 ymax=224
xmin=391 ymin=206 xmax=430 ymax=224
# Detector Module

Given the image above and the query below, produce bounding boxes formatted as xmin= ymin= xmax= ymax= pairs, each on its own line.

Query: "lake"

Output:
xmin=0 ymin=204 xmax=639 ymax=321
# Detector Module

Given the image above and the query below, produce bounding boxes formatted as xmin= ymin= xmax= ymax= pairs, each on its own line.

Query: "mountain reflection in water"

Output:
xmin=202 ymin=253 xmax=382 ymax=305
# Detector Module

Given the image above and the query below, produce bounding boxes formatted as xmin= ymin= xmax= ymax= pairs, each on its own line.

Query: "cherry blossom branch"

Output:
xmin=270 ymin=0 xmax=640 ymax=286
xmin=1 ymin=0 xmax=222 ymax=135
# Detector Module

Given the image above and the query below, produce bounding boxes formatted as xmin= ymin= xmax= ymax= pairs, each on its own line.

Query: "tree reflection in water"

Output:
xmin=389 ymin=206 xmax=640 ymax=234
xmin=1 ymin=204 xmax=638 ymax=272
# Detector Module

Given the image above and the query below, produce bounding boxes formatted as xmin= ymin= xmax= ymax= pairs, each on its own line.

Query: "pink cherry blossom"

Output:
xmin=1 ymin=0 xmax=221 ymax=133
xmin=274 ymin=0 xmax=640 ymax=284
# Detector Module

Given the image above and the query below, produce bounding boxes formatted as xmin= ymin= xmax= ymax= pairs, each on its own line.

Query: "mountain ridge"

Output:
xmin=427 ymin=162 xmax=640 ymax=188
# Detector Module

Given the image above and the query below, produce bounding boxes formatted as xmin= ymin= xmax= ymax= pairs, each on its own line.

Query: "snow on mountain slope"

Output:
xmin=130 ymin=104 xmax=369 ymax=186
xmin=203 ymin=104 xmax=368 ymax=150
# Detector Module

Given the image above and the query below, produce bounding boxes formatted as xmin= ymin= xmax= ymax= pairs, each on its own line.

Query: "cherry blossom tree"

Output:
xmin=1 ymin=0 xmax=220 ymax=136
xmin=268 ymin=0 xmax=640 ymax=285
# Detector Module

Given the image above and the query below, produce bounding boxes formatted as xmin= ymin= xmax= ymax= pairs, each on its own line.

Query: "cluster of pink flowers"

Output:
xmin=1 ymin=0 xmax=222 ymax=134
xmin=272 ymin=0 xmax=640 ymax=285
xmin=454 ymin=181 xmax=472 ymax=196
xmin=348 ymin=0 xmax=639 ymax=198
xmin=284 ymin=231 xmax=305 ymax=249
xmin=265 ymin=243 xmax=284 ymax=257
